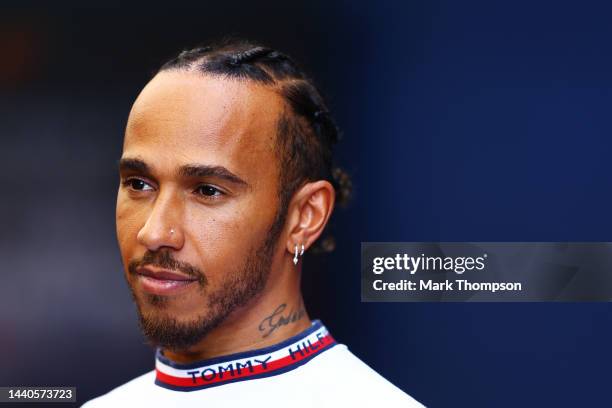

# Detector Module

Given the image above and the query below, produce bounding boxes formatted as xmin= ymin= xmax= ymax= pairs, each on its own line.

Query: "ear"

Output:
xmin=285 ymin=180 xmax=336 ymax=255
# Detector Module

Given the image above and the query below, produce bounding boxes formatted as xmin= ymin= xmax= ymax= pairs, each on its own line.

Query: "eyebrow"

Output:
xmin=178 ymin=164 xmax=248 ymax=186
xmin=118 ymin=158 xmax=150 ymax=174
xmin=118 ymin=158 xmax=249 ymax=187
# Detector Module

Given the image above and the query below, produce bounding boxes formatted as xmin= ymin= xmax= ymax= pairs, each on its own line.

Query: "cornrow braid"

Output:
xmin=229 ymin=46 xmax=271 ymax=65
xmin=158 ymin=39 xmax=352 ymax=252
xmin=160 ymin=46 xmax=212 ymax=70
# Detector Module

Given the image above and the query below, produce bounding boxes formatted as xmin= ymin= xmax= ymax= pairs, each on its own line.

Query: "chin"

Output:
xmin=139 ymin=293 xmax=206 ymax=318
xmin=136 ymin=305 xmax=225 ymax=351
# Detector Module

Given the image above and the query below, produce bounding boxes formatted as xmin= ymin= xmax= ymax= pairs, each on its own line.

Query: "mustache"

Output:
xmin=128 ymin=250 xmax=207 ymax=286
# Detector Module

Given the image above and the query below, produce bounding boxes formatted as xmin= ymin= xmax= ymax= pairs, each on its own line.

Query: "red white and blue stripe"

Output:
xmin=154 ymin=320 xmax=336 ymax=391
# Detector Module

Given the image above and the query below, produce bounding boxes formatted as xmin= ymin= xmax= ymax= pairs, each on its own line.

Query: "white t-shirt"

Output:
xmin=83 ymin=320 xmax=423 ymax=407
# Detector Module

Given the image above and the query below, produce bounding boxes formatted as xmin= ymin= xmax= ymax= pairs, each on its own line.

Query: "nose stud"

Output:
xmin=170 ymin=228 xmax=175 ymax=235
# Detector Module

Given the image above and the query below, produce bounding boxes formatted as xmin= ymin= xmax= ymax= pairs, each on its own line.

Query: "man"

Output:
xmin=83 ymin=39 xmax=422 ymax=407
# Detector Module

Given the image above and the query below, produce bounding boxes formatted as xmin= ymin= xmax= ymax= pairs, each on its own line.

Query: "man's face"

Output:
xmin=116 ymin=71 xmax=285 ymax=351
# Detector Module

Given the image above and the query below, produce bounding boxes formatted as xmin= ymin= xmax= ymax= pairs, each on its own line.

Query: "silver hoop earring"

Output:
xmin=293 ymin=243 xmax=305 ymax=265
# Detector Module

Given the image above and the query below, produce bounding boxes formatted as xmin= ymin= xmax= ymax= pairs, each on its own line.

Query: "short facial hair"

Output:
xmin=125 ymin=211 xmax=285 ymax=352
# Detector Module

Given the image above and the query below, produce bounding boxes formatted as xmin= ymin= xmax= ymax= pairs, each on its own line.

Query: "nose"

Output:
xmin=137 ymin=188 xmax=184 ymax=252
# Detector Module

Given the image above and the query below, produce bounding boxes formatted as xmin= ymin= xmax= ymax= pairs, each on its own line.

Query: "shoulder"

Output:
xmin=304 ymin=344 xmax=425 ymax=407
xmin=81 ymin=370 xmax=156 ymax=407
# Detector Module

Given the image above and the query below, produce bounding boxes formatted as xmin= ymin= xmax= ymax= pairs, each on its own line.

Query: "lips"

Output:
xmin=135 ymin=266 xmax=198 ymax=295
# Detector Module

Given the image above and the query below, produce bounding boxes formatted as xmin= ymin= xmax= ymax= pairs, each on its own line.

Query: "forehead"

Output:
xmin=123 ymin=71 xmax=284 ymax=183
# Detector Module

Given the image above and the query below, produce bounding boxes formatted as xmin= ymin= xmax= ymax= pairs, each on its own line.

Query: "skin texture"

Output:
xmin=116 ymin=71 xmax=335 ymax=363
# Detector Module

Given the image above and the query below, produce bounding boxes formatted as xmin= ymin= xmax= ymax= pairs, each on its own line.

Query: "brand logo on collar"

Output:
xmin=155 ymin=324 xmax=336 ymax=391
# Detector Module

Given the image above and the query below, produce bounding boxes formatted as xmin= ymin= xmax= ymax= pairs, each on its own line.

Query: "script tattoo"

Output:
xmin=258 ymin=303 xmax=305 ymax=338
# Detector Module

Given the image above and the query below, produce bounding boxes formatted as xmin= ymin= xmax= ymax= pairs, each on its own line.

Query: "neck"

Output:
xmin=162 ymin=265 xmax=310 ymax=364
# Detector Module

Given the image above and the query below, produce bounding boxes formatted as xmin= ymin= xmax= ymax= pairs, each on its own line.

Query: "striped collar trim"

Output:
xmin=154 ymin=320 xmax=336 ymax=391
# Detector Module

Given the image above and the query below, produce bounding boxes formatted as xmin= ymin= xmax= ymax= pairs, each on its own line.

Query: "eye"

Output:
xmin=122 ymin=178 xmax=154 ymax=191
xmin=196 ymin=184 xmax=224 ymax=198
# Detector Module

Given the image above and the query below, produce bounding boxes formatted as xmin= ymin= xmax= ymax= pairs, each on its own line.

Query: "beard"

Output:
xmin=125 ymin=210 xmax=285 ymax=352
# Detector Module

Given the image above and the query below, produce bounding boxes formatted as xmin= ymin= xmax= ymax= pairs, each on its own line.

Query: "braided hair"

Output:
xmin=158 ymin=39 xmax=352 ymax=252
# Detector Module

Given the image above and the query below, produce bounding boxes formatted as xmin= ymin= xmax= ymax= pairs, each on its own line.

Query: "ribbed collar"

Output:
xmin=154 ymin=320 xmax=336 ymax=391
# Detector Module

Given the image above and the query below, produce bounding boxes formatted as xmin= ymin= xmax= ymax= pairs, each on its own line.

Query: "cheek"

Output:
xmin=184 ymin=199 xmax=277 ymax=279
xmin=186 ymin=207 xmax=249 ymax=257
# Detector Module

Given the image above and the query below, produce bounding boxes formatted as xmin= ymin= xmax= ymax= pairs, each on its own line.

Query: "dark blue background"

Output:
xmin=333 ymin=2 xmax=612 ymax=406
xmin=1 ymin=1 xmax=611 ymax=406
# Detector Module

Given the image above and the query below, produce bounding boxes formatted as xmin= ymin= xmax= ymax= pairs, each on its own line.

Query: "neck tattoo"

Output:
xmin=258 ymin=303 xmax=306 ymax=338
